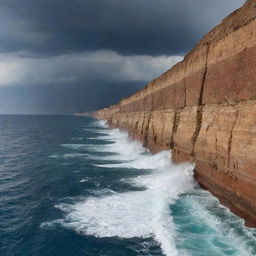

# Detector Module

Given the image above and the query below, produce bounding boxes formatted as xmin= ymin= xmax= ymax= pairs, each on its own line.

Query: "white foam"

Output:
xmin=79 ymin=177 xmax=92 ymax=183
xmin=86 ymin=188 xmax=117 ymax=196
xmin=102 ymin=139 xmax=146 ymax=160
xmin=95 ymin=151 xmax=172 ymax=169
xmin=64 ymin=127 xmax=148 ymax=161
xmin=44 ymin=122 xmax=256 ymax=256
xmin=90 ymin=120 xmax=108 ymax=128
xmin=183 ymin=190 xmax=255 ymax=255
xmin=87 ymin=128 xmax=148 ymax=161
xmin=86 ymin=136 xmax=114 ymax=141
xmin=46 ymin=163 xmax=194 ymax=256
xmin=83 ymin=128 xmax=109 ymax=134
xmin=50 ymin=153 xmax=88 ymax=158
xmin=61 ymin=144 xmax=105 ymax=152
xmin=44 ymin=126 xmax=195 ymax=256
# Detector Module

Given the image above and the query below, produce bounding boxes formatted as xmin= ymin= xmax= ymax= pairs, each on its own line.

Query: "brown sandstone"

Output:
xmin=94 ymin=0 xmax=256 ymax=226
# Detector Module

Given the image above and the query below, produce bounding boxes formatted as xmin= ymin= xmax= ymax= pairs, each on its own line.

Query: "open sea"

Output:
xmin=1 ymin=115 xmax=256 ymax=256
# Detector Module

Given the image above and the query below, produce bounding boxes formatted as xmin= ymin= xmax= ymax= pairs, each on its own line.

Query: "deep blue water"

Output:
xmin=1 ymin=115 xmax=256 ymax=256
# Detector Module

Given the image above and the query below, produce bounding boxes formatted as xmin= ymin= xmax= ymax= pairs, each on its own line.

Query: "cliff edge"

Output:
xmin=94 ymin=0 xmax=256 ymax=226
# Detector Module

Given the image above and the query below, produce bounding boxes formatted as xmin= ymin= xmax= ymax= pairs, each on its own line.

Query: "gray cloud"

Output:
xmin=0 ymin=51 xmax=182 ymax=87
xmin=0 ymin=51 xmax=182 ymax=114
xmin=0 ymin=81 xmax=145 ymax=114
xmin=0 ymin=0 xmax=245 ymax=114
xmin=0 ymin=0 xmax=244 ymax=56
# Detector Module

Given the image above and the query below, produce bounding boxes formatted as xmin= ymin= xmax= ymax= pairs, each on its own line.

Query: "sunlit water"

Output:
xmin=0 ymin=115 xmax=256 ymax=256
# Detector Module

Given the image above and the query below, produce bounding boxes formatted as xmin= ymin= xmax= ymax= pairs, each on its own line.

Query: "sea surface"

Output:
xmin=1 ymin=115 xmax=256 ymax=256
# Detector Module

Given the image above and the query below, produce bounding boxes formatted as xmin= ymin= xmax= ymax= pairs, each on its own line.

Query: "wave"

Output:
xmin=43 ymin=162 xmax=195 ymax=256
xmin=61 ymin=144 xmax=105 ymax=152
xmin=44 ymin=124 xmax=195 ymax=256
xmin=83 ymin=128 xmax=109 ymax=135
xmin=172 ymin=189 xmax=256 ymax=256
xmin=62 ymin=127 xmax=148 ymax=161
xmin=86 ymin=136 xmax=114 ymax=141
xmin=88 ymin=128 xmax=147 ymax=161
xmin=89 ymin=120 xmax=108 ymax=128
xmin=43 ymin=120 xmax=256 ymax=256
xmin=71 ymin=137 xmax=84 ymax=140
xmin=95 ymin=151 xmax=174 ymax=169
xmin=49 ymin=153 xmax=88 ymax=158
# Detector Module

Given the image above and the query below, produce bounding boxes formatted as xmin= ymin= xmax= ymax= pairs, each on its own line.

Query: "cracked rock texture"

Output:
xmin=94 ymin=0 xmax=256 ymax=226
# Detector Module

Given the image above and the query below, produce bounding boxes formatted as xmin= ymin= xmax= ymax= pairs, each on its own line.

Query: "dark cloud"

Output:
xmin=0 ymin=81 xmax=144 ymax=114
xmin=0 ymin=0 xmax=244 ymax=56
xmin=0 ymin=0 xmax=245 ymax=114
xmin=0 ymin=51 xmax=182 ymax=86
xmin=0 ymin=51 xmax=181 ymax=114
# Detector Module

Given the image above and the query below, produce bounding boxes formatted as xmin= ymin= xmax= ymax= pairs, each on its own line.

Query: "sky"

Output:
xmin=0 ymin=0 xmax=245 ymax=114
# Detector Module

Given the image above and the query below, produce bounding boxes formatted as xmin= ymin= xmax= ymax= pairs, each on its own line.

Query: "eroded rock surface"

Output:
xmin=94 ymin=0 xmax=256 ymax=226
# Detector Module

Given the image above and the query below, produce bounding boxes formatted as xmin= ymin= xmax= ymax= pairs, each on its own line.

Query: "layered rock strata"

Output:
xmin=94 ymin=0 xmax=256 ymax=226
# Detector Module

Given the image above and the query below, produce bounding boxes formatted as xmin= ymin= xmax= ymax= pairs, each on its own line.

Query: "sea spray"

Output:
xmin=44 ymin=121 xmax=195 ymax=256
xmin=42 ymin=119 xmax=256 ymax=256
xmin=2 ymin=115 xmax=256 ymax=256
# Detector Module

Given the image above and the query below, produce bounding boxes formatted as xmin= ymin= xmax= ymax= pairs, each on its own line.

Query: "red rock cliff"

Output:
xmin=94 ymin=0 xmax=256 ymax=226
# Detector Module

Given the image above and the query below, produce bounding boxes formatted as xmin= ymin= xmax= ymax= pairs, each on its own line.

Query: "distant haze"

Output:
xmin=0 ymin=0 xmax=245 ymax=114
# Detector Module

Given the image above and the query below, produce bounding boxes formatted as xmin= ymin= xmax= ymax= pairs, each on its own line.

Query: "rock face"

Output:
xmin=94 ymin=0 xmax=256 ymax=226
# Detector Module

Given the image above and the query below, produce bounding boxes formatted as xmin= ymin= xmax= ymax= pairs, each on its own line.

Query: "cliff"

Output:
xmin=94 ymin=0 xmax=256 ymax=226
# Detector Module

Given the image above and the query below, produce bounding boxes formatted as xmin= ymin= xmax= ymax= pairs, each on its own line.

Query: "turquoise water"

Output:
xmin=0 ymin=115 xmax=256 ymax=256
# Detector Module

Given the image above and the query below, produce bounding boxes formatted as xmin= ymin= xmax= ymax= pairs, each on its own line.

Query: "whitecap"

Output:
xmin=49 ymin=153 xmax=88 ymax=158
xmin=44 ymin=123 xmax=256 ymax=256
xmin=90 ymin=120 xmax=108 ymax=128
xmin=44 ymin=162 xmax=195 ymax=256
xmin=44 ymin=125 xmax=196 ymax=256
xmin=95 ymin=151 xmax=172 ymax=169
xmin=61 ymin=144 xmax=105 ymax=152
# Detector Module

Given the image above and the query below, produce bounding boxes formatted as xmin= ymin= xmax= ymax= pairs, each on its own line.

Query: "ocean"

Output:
xmin=0 ymin=115 xmax=256 ymax=256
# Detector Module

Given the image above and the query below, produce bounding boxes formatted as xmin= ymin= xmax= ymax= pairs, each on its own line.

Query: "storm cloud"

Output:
xmin=0 ymin=51 xmax=182 ymax=87
xmin=0 ymin=0 xmax=245 ymax=56
xmin=0 ymin=0 xmax=245 ymax=114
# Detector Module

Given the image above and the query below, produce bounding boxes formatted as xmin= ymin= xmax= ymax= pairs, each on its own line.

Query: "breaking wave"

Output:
xmin=42 ymin=119 xmax=256 ymax=256
xmin=43 ymin=121 xmax=195 ymax=256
